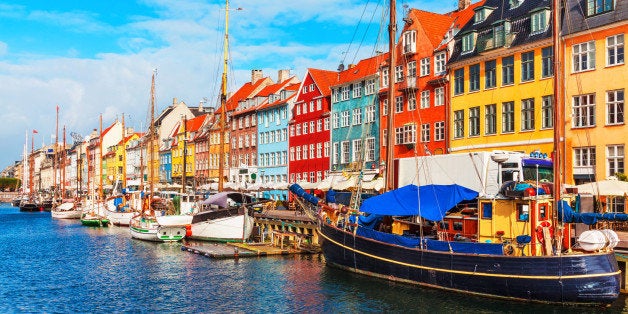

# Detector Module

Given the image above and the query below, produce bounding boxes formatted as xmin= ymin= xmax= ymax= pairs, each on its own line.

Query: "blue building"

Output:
xmin=256 ymin=78 xmax=300 ymax=201
xmin=329 ymin=55 xmax=383 ymax=180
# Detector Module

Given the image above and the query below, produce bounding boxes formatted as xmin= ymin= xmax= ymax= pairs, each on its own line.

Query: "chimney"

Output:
xmin=198 ymin=100 xmax=204 ymax=111
xmin=277 ymin=69 xmax=290 ymax=83
xmin=251 ymin=69 xmax=263 ymax=84
xmin=173 ymin=97 xmax=178 ymax=106
xmin=458 ymin=0 xmax=470 ymax=10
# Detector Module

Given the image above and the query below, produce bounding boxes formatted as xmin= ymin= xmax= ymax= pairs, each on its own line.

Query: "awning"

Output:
xmin=360 ymin=184 xmax=479 ymax=221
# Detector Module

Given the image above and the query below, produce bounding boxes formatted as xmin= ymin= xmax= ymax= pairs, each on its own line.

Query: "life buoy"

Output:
xmin=503 ymin=244 xmax=515 ymax=256
xmin=535 ymin=220 xmax=554 ymax=242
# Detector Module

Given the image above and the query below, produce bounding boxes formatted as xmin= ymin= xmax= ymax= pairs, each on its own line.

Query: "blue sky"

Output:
xmin=0 ymin=0 xmax=456 ymax=169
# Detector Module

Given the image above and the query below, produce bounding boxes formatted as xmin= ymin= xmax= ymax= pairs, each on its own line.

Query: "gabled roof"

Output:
xmin=186 ymin=114 xmax=207 ymax=133
xmin=563 ymin=0 xmax=628 ymax=35
xmin=219 ymin=77 xmax=272 ymax=114
xmin=449 ymin=0 xmax=552 ymax=63
xmin=101 ymin=121 xmax=117 ymax=137
xmin=331 ymin=53 xmax=387 ymax=88
xmin=307 ymin=68 xmax=339 ymax=97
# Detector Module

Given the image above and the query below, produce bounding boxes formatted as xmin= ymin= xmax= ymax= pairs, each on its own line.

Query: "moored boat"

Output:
xmin=187 ymin=192 xmax=254 ymax=243
xmin=51 ymin=200 xmax=82 ymax=219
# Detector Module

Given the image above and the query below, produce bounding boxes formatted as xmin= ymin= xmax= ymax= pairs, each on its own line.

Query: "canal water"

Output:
xmin=0 ymin=203 xmax=626 ymax=313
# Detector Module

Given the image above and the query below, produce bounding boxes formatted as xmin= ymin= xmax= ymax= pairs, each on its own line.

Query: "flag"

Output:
xmin=33 ymin=129 xmax=38 ymax=134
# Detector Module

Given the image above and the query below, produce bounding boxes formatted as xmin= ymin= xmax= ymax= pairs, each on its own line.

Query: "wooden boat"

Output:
xmin=51 ymin=200 xmax=82 ymax=219
xmin=80 ymin=211 xmax=110 ymax=227
xmin=188 ymin=192 xmax=254 ymax=242
xmin=289 ymin=0 xmax=620 ymax=305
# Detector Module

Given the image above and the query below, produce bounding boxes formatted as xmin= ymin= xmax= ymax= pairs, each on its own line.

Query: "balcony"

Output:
xmin=400 ymin=76 xmax=417 ymax=91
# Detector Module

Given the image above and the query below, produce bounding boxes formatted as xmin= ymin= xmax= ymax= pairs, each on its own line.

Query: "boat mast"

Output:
xmin=99 ymin=114 xmax=103 ymax=201
xmin=122 ymin=113 xmax=127 ymax=191
xmin=62 ymin=125 xmax=66 ymax=199
xmin=149 ymin=70 xmax=156 ymax=202
xmin=385 ymin=0 xmax=397 ymax=192
xmin=218 ymin=0 xmax=231 ymax=193
xmin=182 ymin=115 xmax=187 ymax=194
xmin=552 ymin=0 xmax=564 ymax=249
xmin=30 ymin=130 xmax=34 ymax=198
xmin=54 ymin=105 xmax=59 ymax=199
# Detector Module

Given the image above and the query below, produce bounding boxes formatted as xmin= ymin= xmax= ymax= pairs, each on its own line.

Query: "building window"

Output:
xmin=485 ymin=60 xmax=496 ymax=88
xmin=542 ymin=47 xmax=554 ymax=78
xmin=607 ymin=34 xmax=624 ymax=66
xmin=435 ymin=87 xmax=444 ymax=106
xmin=382 ymin=129 xmax=387 ymax=146
xmin=607 ymin=145 xmax=625 ymax=177
xmin=302 ymin=123 xmax=308 ymax=135
xmin=332 ymin=143 xmax=339 ymax=164
xmin=474 ymin=8 xmax=486 ymax=24
xmin=341 ymin=111 xmax=350 ymax=127
xmin=573 ymin=41 xmax=596 ymax=72
xmin=531 ymin=9 xmax=548 ymax=34
xmin=454 ymin=110 xmax=464 ymax=138
xmin=365 ymin=105 xmax=376 ymax=123
xmin=316 ymin=120 xmax=322 ymax=132
xmin=407 ymin=94 xmax=417 ymax=111
xmin=403 ymin=30 xmax=417 ymax=54
xmin=341 ymin=141 xmax=350 ymax=164
xmin=353 ymin=82 xmax=363 ymax=98
xmin=434 ymin=52 xmax=446 ymax=74
xmin=341 ymin=85 xmax=350 ymax=101
xmin=434 ymin=121 xmax=445 ymax=141
xmin=574 ymin=147 xmax=596 ymax=170
xmin=502 ymin=101 xmax=515 ymax=133
xmin=324 ymin=141 xmax=330 ymax=157
xmin=324 ymin=117 xmax=330 ymax=130
xmin=462 ymin=33 xmax=475 ymax=53
xmin=420 ymin=58 xmax=430 ymax=76
xmin=521 ymin=51 xmax=535 ymax=82
xmin=395 ymin=96 xmax=404 ymax=113
xmin=352 ymin=108 xmax=362 ymax=125
xmin=296 ymin=146 xmax=301 ymax=161
xmin=485 ymin=104 xmax=496 ymax=135
xmin=365 ymin=78 xmax=376 ymax=95
xmin=469 ymin=107 xmax=480 ymax=136
xmin=421 ymin=123 xmax=430 ymax=142
xmin=454 ymin=68 xmax=464 ymax=95
xmin=607 ymin=89 xmax=625 ymax=125
xmin=382 ymin=99 xmax=388 ymax=116
xmin=395 ymin=65 xmax=404 ymax=82
xmin=469 ymin=64 xmax=480 ymax=91
xmin=521 ymin=98 xmax=535 ymax=131
xmin=382 ymin=68 xmax=389 ymax=87
xmin=502 ymin=56 xmax=514 ymax=85
xmin=332 ymin=112 xmax=339 ymax=129
xmin=587 ymin=0 xmax=614 ymax=16
xmin=420 ymin=91 xmax=430 ymax=109
xmin=542 ymin=96 xmax=554 ymax=129
xmin=352 ymin=139 xmax=362 ymax=162
xmin=408 ymin=61 xmax=417 ymax=78
xmin=573 ymin=94 xmax=596 ymax=127
xmin=365 ymin=137 xmax=375 ymax=161
xmin=395 ymin=124 xmax=416 ymax=145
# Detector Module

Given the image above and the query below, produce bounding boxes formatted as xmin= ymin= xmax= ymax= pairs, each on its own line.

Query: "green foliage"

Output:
xmin=615 ymin=172 xmax=627 ymax=181
xmin=0 ymin=177 xmax=20 ymax=191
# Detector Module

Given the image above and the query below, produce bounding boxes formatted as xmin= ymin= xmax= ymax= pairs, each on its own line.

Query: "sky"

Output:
xmin=0 ymin=0 xmax=458 ymax=170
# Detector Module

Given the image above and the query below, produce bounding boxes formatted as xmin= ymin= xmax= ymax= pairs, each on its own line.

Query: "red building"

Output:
xmin=288 ymin=68 xmax=338 ymax=184
xmin=379 ymin=0 xmax=483 ymax=161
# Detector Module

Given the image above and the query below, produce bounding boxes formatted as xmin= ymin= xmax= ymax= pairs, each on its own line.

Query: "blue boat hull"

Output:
xmin=319 ymin=222 xmax=620 ymax=305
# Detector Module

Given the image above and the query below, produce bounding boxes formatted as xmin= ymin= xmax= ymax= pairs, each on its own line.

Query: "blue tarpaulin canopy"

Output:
xmin=360 ymin=184 xmax=479 ymax=221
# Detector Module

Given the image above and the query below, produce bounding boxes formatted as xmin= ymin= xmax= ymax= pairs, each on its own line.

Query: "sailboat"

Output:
xmin=187 ymin=0 xmax=254 ymax=243
xmin=80 ymin=116 xmax=110 ymax=227
xmin=290 ymin=0 xmax=620 ymax=305
xmin=104 ymin=115 xmax=138 ymax=226
xmin=52 ymin=117 xmax=82 ymax=219
xmin=19 ymin=130 xmax=41 ymax=212
xmin=129 ymin=71 xmax=189 ymax=242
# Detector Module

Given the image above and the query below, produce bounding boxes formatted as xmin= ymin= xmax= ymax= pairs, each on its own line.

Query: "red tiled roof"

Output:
xmin=307 ymin=68 xmax=338 ymax=97
xmin=332 ymin=53 xmax=388 ymax=87
xmin=186 ymin=114 xmax=207 ymax=133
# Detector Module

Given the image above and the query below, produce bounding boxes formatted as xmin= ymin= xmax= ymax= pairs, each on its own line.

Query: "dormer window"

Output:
xmin=462 ymin=32 xmax=477 ymax=54
xmin=510 ymin=0 xmax=523 ymax=9
xmin=493 ymin=20 xmax=512 ymax=48
xmin=587 ymin=0 xmax=613 ymax=16
xmin=402 ymin=30 xmax=416 ymax=54
xmin=530 ymin=7 xmax=550 ymax=34
xmin=474 ymin=6 xmax=494 ymax=24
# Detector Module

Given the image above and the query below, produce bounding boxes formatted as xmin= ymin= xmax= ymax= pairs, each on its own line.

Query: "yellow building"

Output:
xmin=104 ymin=133 xmax=140 ymax=188
xmin=447 ymin=0 xmax=555 ymax=156
xmin=562 ymin=2 xmax=627 ymax=185
xmin=171 ymin=115 xmax=207 ymax=188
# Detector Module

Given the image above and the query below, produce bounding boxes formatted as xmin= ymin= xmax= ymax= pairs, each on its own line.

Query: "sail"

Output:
xmin=360 ymin=184 xmax=478 ymax=221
